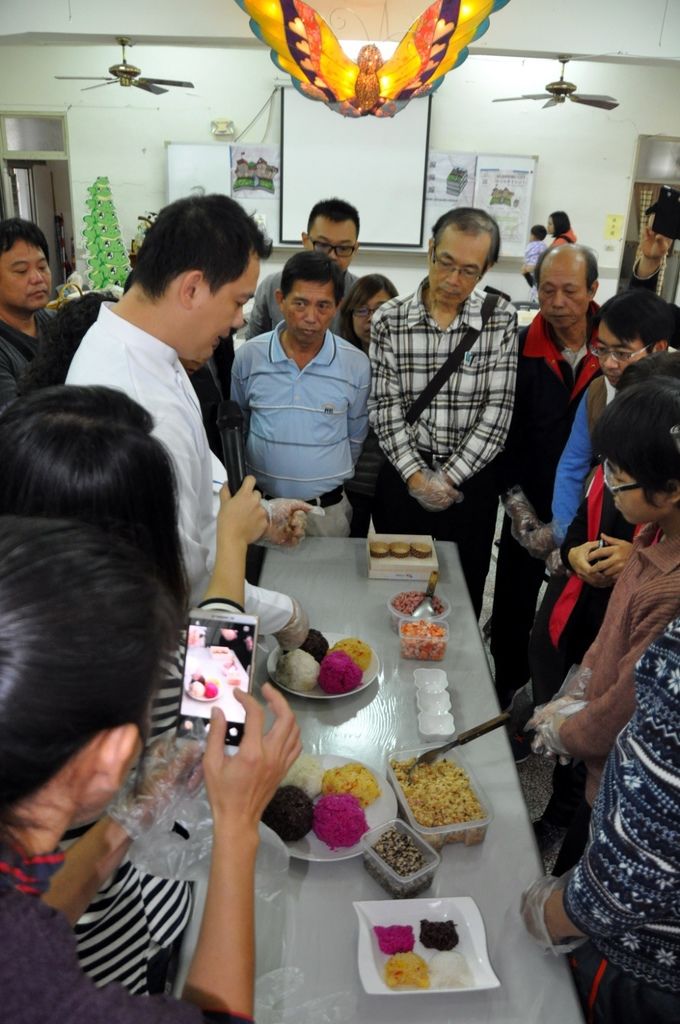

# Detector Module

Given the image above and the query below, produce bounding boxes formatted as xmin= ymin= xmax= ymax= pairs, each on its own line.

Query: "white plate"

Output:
xmin=353 ymin=896 xmax=500 ymax=995
xmin=267 ymin=633 xmax=380 ymax=700
xmin=285 ymin=754 xmax=397 ymax=862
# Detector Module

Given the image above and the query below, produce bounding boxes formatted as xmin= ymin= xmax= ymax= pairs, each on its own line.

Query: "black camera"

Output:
xmin=646 ymin=186 xmax=680 ymax=241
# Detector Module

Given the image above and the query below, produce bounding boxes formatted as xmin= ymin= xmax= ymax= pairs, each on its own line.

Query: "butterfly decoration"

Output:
xmin=234 ymin=0 xmax=511 ymax=117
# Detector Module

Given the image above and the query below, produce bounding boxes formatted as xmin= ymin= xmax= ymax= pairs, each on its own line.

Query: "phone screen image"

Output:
xmin=177 ymin=611 xmax=259 ymax=745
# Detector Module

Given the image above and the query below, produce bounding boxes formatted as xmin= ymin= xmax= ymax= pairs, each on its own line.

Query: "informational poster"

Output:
xmin=474 ymin=156 xmax=537 ymax=258
xmin=426 ymin=151 xmax=477 ymax=207
xmin=228 ymin=144 xmax=280 ymax=243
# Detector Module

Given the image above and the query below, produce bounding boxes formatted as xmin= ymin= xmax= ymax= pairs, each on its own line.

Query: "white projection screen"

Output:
xmin=280 ymin=88 xmax=431 ymax=248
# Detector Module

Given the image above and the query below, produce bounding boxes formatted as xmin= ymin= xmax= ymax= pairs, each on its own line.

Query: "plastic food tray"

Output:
xmin=361 ymin=818 xmax=440 ymax=898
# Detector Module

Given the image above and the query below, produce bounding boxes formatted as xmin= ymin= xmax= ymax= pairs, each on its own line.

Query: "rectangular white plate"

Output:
xmin=353 ymin=896 xmax=500 ymax=995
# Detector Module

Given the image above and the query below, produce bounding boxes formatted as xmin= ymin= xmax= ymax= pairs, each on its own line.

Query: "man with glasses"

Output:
xmin=245 ymin=198 xmax=360 ymax=339
xmin=369 ymin=207 xmax=517 ymax=617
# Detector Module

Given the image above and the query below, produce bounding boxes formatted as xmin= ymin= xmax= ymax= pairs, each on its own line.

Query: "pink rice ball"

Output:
xmin=312 ymin=793 xmax=368 ymax=849
xmin=374 ymin=925 xmax=415 ymax=955
xmin=317 ymin=650 xmax=363 ymax=694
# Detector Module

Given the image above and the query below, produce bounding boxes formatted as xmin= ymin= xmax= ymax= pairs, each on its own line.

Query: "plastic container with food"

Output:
xmin=361 ymin=818 xmax=440 ymax=898
xmin=386 ymin=745 xmax=492 ymax=849
xmin=387 ymin=590 xmax=451 ymax=633
xmin=399 ymin=620 xmax=449 ymax=661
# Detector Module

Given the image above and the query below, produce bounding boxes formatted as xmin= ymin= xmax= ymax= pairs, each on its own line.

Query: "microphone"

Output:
xmin=217 ymin=400 xmax=247 ymax=495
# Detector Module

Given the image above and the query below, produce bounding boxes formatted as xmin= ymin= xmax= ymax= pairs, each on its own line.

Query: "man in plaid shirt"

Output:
xmin=368 ymin=208 xmax=518 ymax=617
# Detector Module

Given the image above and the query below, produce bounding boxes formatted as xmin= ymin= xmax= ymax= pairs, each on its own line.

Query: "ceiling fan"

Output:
xmin=55 ymin=37 xmax=194 ymax=95
xmin=493 ymin=57 xmax=619 ymax=110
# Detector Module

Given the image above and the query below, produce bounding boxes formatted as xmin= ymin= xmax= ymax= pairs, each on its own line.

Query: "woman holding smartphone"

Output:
xmin=0 ymin=516 xmax=300 ymax=1022
xmin=0 ymin=385 xmax=286 ymax=996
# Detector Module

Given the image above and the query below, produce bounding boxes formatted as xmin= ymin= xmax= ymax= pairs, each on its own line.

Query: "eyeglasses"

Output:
xmin=352 ymin=303 xmax=386 ymax=320
xmin=430 ymin=250 xmax=481 ymax=281
xmin=310 ymin=239 xmax=357 ymax=258
xmin=589 ymin=342 xmax=654 ymax=363
xmin=603 ymin=459 xmax=642 ymax=495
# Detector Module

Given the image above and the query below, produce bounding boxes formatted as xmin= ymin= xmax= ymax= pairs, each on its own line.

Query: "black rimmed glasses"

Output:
xmin=310 ymin=239 xmax=357 ymax=258
xmin=430 ymin=249 xmax=481 ymax=281
xmin=603 ymin=459 xmax=642 ymax=495
xmin=589 ymin=342 xmax=655 ymax=363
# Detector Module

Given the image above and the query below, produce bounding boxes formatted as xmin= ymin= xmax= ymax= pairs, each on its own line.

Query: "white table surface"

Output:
xmin=180 ymin=538 xmax=583 ymax=1023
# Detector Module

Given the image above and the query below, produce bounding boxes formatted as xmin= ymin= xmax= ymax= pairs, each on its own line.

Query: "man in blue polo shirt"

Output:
xmin=231 ymin=251 xmax=370 ymax=536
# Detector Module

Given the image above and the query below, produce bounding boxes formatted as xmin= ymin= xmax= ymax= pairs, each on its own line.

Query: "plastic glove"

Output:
xmin=260 ymin=498 xmax=313 ymax=548
xmin=502 ymin=487 xmax=558 ymax=557
xmin=545 ymin=548 xmax=567 ymax=577
xmin=408 ymin=467 xmax=462 ymax=512
xmin=273 ymin=597 xmax=309 ymax=650
xmin=108 ymin=736 xmax=204 ymax=841
xmin=556 ymin=664 xmax=592 ymax=701
xmin=521 ymin=871 xmax=586 ymax=955
xmin=530 ymin=698 xmax=588 ymax=762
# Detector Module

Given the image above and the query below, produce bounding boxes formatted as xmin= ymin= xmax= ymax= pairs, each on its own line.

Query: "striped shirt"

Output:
xmin=368 ymin=280 xmax=518 ymax=485
xmin=231 ymin=326 xmax=370 ymax=499
xmin=565 ymin=616 xmax=680 ymax=992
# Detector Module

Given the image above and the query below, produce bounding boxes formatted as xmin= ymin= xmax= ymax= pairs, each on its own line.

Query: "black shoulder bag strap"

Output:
xmin=405 ymin=292 xmax=499 ymax=426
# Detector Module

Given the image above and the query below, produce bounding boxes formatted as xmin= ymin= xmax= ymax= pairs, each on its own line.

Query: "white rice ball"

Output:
xmin=282 ymin=754 xmax=325 ymax=798
xmin=429 ymin=950 xmax=474 ymax=989
xmin=276 ymin=649 xmax=320 ymax=692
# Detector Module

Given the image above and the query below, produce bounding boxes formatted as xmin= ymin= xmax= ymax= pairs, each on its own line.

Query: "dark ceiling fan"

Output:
xmin=55 ymin=37 xmax=194 ymax=95
xmin=493 ymin=56 xmax=619 ymax=110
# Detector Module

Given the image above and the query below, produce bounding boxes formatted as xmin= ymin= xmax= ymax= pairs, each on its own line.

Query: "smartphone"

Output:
xmin=177 ymin=609 xmax=259 ymax=746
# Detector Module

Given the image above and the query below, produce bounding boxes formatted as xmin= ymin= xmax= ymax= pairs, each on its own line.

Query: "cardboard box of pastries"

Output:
xmin=366 ymin=533 xmax=438 ymax=580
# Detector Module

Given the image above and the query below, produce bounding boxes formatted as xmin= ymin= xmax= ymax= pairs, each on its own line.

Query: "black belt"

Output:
xmin=418 ymin=449 xmax=450 ymax=470
xmin=265 ymin=485 xmax=344 ymax=508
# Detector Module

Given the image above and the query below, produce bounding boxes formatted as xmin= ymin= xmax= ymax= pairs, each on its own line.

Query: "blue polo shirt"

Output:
xmin=230 ymin=325 xmax=370 ymax=499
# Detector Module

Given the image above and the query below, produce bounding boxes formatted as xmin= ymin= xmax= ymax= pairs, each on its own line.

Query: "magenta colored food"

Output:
xmin=317 ymin=650 xmax=363 ymax=694
xmin=312 ymin=793 xmax=368 ymax=849
xmin=391 ymin=591 xmax=446 ymax=616
xmin=373 ymin=925 xmax=415 ymax=955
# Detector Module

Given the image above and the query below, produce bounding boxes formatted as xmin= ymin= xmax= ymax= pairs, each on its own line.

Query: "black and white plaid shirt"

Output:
xmin=368 ymin=280 xmax=518 ymax=485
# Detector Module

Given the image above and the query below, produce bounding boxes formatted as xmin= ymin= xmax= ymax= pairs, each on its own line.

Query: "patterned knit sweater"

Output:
xmin=564 ymin=616 xmax=680 ymax=992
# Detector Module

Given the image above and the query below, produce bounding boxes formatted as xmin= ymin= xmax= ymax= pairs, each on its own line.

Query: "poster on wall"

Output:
xmin=473 ymin=155 xmax=537 ymax=259
xmin=425 ymin=151 xmax=477 ymax=207
xmin=229 ymin=144 xmax=280 ymax=243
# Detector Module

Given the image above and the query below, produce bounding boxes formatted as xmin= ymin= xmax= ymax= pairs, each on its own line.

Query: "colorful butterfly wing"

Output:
xmin=380 ymin=0 xmax=511 ymax=100
xmin=236 ymin=0 xmax=358 ymax=102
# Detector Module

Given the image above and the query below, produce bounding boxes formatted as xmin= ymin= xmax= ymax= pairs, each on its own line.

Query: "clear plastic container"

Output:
xmin=413 ymin=668 xmax=448 ymax=691
xmin=387 ymin=591 xmax=451 ymax=633
xmin=386 ymin=745 xmax=493 ymax=849
xmin=361 ymin=818 xmax=440 ymax=898
xmin=399 ymin=620 xmax=449 ymax=661
xmin=418 ymin=711 xmax=455 ymax=737
xmin=416 ymin=689 xmax=452 ymax=713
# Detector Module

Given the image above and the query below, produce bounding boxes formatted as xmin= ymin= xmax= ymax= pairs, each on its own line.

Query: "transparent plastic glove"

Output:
xmin=557 ymin=664 xmax=592 ymax=701
xmin=409 ymin=467 xmax=462 ymax=512
xmin=108 ymin=736 xmax=204 ymax=841
xmin=260 ymin=498 xmax=313 ymax=548
xmin=273 ymin=597 xmax=309 ymax=650
xmin=530 ymin=699 xmax=588 ymax=762
xmin=545 ymin=548 xmax=567 ymax=577
xmin=503 ymin=487 xmax=557 ymax=557
xmin=521 ymin=871 xmax=586 ymax=955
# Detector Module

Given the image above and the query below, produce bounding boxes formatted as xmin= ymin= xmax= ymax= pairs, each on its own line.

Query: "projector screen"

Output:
xmin=280 ymin=88 xmax=431 ymax=248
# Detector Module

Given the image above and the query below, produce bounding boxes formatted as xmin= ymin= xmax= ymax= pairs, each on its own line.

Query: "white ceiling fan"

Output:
xmin=493 ymin=56 xmax=619 ymax=110
xmin=55 ymin=37 xmax=194 ymax=96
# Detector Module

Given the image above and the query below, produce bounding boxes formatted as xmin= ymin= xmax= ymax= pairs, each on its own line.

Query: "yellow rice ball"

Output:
xmin=321 ymin=762 xmax=381 ymax=807
xmin=384 ymin=952 xmax=430 ymax=989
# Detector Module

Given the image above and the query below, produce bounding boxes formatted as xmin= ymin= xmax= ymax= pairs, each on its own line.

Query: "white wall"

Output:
xmin=0 ymin=41 xmax=679 ymax=302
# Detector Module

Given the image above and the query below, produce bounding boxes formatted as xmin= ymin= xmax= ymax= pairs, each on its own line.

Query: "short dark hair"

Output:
xmin=18 ymin=291 xmax=116 ymax=395
xmin=619 ymin=350 xmax=680 ymax=391
xmin=534 ymin=243 xmax=599 ymax=289
xmin=549 ymin=211 xmax=571 ymax=237
xmin=0 ymin=217 xmax=49 ymax=261
xmin=431 ymin=207 xmax=501 ymax=266
xmin=593 ymin=378 xmax=680 ymax=501
xmin=0 ymin=516 xmax=179 ymax=838
xmin=595 ymin=290 xmax=674 ymax=348
xmin=0 ymin=385 xmax=188 ymax=609
xmin=338 ymin=274 xmax=398 ymax=348
xmin=280 ymin=251 xmax=344 ymax=305
xmin=531 ymin=224 xmax=547 ymax=241
xmin=307 ymin=198 xmax=360 ymax=236
xmin=132 ymin=194 xmax=272 ymax=298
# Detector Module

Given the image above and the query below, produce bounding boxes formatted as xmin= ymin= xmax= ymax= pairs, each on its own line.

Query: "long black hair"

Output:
xmin=0 ymin=385 xmax=188 ymax=609
xmin=0 ymin=516 xmax=179 ymax=836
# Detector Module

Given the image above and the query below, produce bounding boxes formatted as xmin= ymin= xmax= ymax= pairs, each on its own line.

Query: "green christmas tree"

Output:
xmin=82 ymin=176 xmax=131 ymax=289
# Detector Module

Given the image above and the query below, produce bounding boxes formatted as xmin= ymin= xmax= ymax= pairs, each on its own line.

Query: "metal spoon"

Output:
xmin=411 ymin=570 xmax=439 ymax=619
xmin=410 ymin=712 xmax=511 ymax=771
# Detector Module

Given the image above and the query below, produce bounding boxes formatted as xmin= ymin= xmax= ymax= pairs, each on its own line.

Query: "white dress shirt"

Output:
xmin=67 ymin=303 xmax=293 ymax=631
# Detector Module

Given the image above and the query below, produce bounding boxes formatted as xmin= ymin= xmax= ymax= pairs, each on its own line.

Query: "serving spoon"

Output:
xmin=409 ymin=712 xmax=511 ymax=772
xmin=411 ymin=570 xmax=439 ymax=619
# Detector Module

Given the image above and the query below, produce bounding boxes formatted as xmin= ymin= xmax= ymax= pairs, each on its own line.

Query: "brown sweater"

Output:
xmin=561 ymin=523 xmax=680 ymax=803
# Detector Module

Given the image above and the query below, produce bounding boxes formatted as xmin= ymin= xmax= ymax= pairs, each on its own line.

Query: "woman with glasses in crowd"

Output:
xmin=338 ymin=274 xmax=398 ymax=536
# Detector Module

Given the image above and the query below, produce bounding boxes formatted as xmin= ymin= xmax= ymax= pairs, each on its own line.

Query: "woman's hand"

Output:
xmin=589 ymin=535 xmax=633 ymax=579
xmin=567 ymin=540 xmax=610 ymax=586
xmin=217 ymin=476 xmax=268 ymax=549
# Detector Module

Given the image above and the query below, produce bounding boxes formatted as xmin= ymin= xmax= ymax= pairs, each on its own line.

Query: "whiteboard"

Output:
xmin=279 ymin=88 xmax=431 ymax=248
xmin=166 ymin=143 xmax=231 ymax=202
xmin=473 ymin=155 xmax=538 ymax=259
